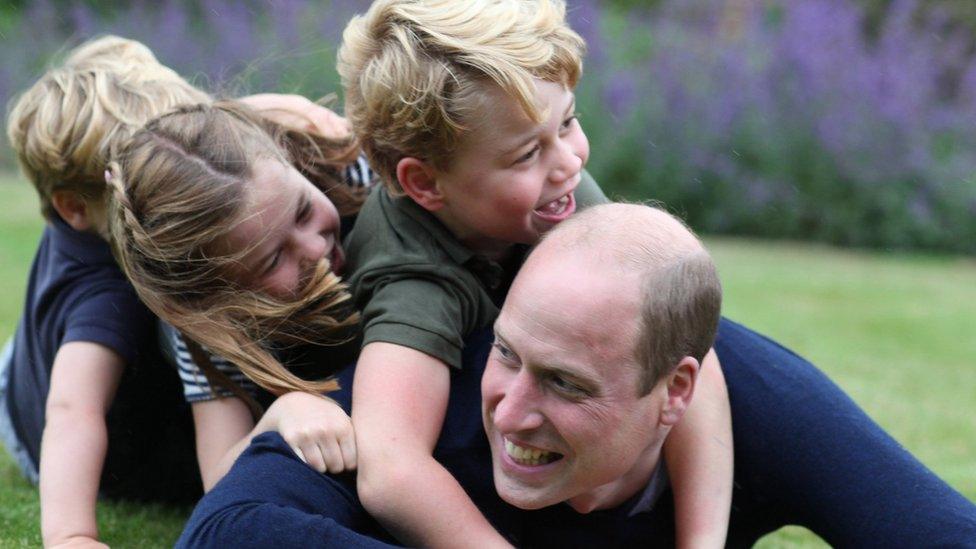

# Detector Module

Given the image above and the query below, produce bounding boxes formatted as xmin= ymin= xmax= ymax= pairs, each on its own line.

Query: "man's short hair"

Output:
xmin=6 ymin=35 xmax=209 ymax=219
xmin=337 ymin=0 xmax=585 ymax=192
xmin=544 ymin=203 xmax=723 ymax=395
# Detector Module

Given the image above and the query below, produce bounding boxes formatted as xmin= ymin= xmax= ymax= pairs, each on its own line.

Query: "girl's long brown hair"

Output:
xmin=108 ymin=101 xmax=365 ymax=400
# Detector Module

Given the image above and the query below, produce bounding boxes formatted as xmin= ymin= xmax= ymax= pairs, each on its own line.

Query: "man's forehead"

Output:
xmin=501 ymin=253 xmax=642 ymax=365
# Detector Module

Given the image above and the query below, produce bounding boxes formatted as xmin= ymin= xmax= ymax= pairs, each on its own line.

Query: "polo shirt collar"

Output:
xmin=48 ymin=215 xmax=116 ymax=266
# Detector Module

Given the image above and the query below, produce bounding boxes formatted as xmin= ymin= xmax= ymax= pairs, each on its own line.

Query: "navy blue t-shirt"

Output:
xmin=6 ymin=217 xmax=198 ymax=501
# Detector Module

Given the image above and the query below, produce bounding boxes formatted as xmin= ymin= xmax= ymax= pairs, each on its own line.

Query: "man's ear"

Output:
xmin=50 ymin=190 xmax=93 ymax=231
xmin=396 ymin=157 xmax=444 ymax=212
xmin=659 ymin=356 xmax=700 ymax=426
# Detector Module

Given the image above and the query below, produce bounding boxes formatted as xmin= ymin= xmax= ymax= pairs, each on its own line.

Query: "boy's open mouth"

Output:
xmin=533 ymin=191 xmax=576 ymax=223
xmin=505 ymin=438 xmax=563 ymax=466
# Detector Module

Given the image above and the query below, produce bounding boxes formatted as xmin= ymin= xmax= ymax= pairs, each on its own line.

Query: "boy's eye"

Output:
xmin=514 ymin=145 xmax=540 ymax=165
xmin=560 ymin=114 xmax=579 ymax=130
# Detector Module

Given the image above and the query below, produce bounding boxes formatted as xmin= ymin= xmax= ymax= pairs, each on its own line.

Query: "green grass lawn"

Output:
xmin=0 ymin=174 xmax=973 ymax=547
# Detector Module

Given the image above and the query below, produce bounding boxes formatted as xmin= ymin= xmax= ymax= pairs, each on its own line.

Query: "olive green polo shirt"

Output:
xmin=343 ymin=170 xmax=607 ymax=369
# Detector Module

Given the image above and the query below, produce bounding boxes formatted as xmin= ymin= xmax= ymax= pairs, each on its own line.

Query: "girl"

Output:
xmin=107 ymin=100 xmax=373 ymax=490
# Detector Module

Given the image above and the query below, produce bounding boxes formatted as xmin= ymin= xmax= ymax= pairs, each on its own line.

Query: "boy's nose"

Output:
xmin=549 ymin=139 xmax=583 ymax=183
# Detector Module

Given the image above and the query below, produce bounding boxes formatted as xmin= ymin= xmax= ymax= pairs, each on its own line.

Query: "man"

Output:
xmin=178 ymin=204 xmax=976 ymax=548
xmin=481 ymin=203 xmax=720 ymax=516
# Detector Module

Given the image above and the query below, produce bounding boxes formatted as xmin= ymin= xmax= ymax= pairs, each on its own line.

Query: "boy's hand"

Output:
xmin=263 ymin=392 xmax=357 ymax=474
xmin=239 ymin=93 xmax=352 ymax=140
xmin=49 ymin=535 xmax=109 ymax=548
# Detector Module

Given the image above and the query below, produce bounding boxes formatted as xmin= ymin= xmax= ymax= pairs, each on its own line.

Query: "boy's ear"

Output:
xmin=659 ymin=356 xmax=700 ymax=426
xmin=396 ymin=157 xmax=445 ymax=212
xmin=50 ymin=190 xmax=93 ymax=231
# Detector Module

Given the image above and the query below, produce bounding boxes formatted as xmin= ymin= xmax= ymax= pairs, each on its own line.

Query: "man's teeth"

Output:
xmin=536 ymin=194 xmax=570 ymax=215
xmin=505 ymin=439 xmax=558 ymax=466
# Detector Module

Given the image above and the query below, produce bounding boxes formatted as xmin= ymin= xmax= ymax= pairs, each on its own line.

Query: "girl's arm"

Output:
xmin=354 ymin=342 xmax=512 ymax=549
xmin=665 ymin=348 xmax=733 ymax=549
xmin=39 ymin=342 xmax=123 ymax=548
xmin=191 ymin=397 xmax=255 ymax=491
xmin=194 ymin=392 xmax=357 ymax=491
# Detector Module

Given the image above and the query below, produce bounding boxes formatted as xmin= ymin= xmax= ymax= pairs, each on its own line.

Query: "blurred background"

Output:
xmin=0 ymin=0 xmax=973 ymax=546
xmin=1 ymin=0 xmax=975 ymax=252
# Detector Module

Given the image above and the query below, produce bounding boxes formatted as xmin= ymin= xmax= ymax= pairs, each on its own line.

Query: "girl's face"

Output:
xmin=221 ymin=159 xmax=343 ymax=300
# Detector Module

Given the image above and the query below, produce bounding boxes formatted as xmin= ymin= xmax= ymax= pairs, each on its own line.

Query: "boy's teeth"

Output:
xmin=505 ymin=439 xmax=558 ymax=466
xmin=536 ymin=195 xmax=569 ymax=215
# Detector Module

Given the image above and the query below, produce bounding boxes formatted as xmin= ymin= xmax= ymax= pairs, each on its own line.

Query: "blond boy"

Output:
xmin=2 ymin=36 xmax=212 ymax=548
xmin=338 ymin=1 xmax=733 ymax=547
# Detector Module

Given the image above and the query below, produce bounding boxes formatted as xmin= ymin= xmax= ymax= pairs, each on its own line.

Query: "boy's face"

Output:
xmin=431 ymin=79 xmax=590 ymax=256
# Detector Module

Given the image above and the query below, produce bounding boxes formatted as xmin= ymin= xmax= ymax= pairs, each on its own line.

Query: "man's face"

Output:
xmin=481 ymin=251 xmax=670 ymax=512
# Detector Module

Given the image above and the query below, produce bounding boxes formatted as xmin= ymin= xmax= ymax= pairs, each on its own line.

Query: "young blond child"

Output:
xmin=336 ymin=0 xmax=733 ymax=546
xmin=2 ymin=36 xmax=362 ymax=547
xmin=2 ymin=35 xmax=210 ymax=548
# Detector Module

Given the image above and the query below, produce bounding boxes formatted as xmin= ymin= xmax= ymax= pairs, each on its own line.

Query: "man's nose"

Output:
xmin=492 ymin=371 xmax=545 ymax=434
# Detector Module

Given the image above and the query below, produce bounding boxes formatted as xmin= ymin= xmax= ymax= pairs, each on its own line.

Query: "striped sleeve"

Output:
xmin=344 ymin=154 xmax=376 ymax=190
xmin=162 ymin=325 xmax=258 ymax=403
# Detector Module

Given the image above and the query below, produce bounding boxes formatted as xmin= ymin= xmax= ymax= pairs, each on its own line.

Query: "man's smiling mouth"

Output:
xmin=505 ymin=439 xmax=562 ymax=466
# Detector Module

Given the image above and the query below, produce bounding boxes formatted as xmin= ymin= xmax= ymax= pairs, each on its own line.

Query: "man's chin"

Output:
xmin=492 ymin=464 xmax=562 ymax=510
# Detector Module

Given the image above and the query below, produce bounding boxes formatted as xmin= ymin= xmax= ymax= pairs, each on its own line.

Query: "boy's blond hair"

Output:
xmin=108 ymin=101 xmax=359 ymax=399
xmin=6 ymin=35 xmax=210 ymax=220
xmin=337 ymin=0 xmax=585 ymax=191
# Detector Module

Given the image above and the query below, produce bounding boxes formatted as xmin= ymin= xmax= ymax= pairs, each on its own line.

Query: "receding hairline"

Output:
xmin=537 ymin=203 xmax=705 ymax=269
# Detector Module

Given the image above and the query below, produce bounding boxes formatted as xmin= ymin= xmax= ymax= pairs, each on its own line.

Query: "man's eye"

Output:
xmin=549 ymin=375 xmax=585 ymax=396
xmin=492 ymin=341 xmax=517 ymax=363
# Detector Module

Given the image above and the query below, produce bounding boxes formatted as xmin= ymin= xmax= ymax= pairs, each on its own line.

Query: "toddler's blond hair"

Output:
xmin=6 ymin=35 xmax=209 ymax=220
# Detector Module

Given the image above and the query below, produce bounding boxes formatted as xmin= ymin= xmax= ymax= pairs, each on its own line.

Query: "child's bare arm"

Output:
xmin=39 ymin=342 xmax=124 ymax=548
xmin=354 ymin=342 xmax=512 ymax=549
xmin=194 ymin=392 xmax=356 ymax=491
xmin=238 ymin=93 xmax=352 ymax=140
xmin=665 ymin=348 xmax=733 ymax=549
xmin=192 ymin=397 xmax=255 ymax=490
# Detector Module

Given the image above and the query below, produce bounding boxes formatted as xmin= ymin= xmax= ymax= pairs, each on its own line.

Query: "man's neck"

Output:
xmin=565 ymin=448 xmax=663 ymax=514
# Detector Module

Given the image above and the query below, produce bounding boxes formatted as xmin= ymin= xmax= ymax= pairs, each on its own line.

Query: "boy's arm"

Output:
xmin=40 ymin=342 xmax=124 ymax=548
xmin=664 ymin=348 xmax=733 ymax=549
xmin=354 ymin=342 xmax=512 ymax=548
